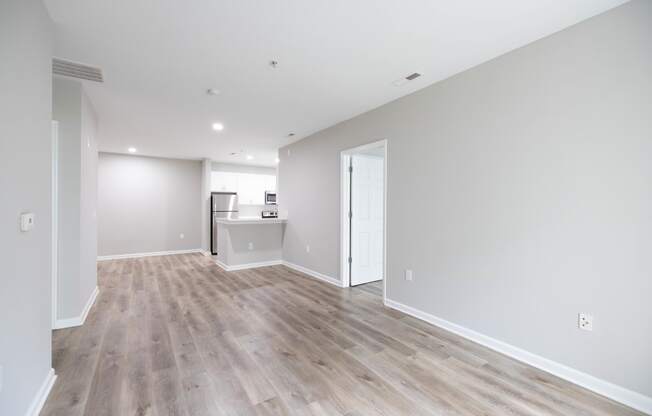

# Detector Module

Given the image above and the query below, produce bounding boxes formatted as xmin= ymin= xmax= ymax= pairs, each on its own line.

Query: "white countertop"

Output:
xmin=215 ymin=217 xmax=287 ymax=225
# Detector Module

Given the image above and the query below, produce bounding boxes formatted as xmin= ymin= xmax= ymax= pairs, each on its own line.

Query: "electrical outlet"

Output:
xmin=179 ymin=233 xmax=185 ymax=239
xmin=405 ymin=269 xmax=413 ymax=281
xmin=248 ymin=242 xmax=254 ymax=250
xmin=20 ymin=212 xmax=35 ymax=232
xmin=306 ymin=244 xmax=310 ymax=253
xmin=578 ymin=313 xmax=593 ymax=331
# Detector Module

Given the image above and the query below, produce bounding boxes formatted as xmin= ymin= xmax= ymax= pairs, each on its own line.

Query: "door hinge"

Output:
xmin=348 ymin=257 xmax=352 ymax=264
xmin=348 ymin=166 xmax=353 ymax=173
xmin=348 ymin=211 xmax=352 ymax=219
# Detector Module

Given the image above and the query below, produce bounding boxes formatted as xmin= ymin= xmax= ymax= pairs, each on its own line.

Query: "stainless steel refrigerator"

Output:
xmin=211 ymin=192 xmax=238 ymax=255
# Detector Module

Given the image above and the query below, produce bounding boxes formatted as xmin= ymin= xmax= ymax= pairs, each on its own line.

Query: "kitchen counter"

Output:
xmin=214 ymin=217 xmax=287 ymax=225
xmin=214 ymin=217 xmax=285 ymax=270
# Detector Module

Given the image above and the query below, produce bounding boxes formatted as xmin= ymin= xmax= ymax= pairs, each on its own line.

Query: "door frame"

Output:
xmin=340 ymin=139 xmax=387 ymax=301
xmin=51 ymin=120 xmax=59 ymax=329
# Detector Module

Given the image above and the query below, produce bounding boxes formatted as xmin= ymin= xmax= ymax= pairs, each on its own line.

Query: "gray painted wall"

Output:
xmin=79 ymin=90 xmax=99 ymax=311
xmin=0 ymin=0 xmax=53 ymax=414
xmin=98 ymin=153 xmax=202 ymax=256
xmin=53 ymin=79 xmax=81 ymax=317
xmin=279 ymin=0 xmax=651 ymax=398
xmin=200 ymin=159 xmax=211 ymax=253
xmin=216 ymin=223 xmax=284 ymax=266
xmin=53 ymin=78 xmax=99 ymax=320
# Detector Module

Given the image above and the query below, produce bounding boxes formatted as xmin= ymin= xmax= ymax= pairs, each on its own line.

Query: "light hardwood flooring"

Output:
xmin=41 ymin=254 xmax=643 ymax=416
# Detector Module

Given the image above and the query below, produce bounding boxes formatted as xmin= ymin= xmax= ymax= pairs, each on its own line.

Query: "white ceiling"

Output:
xmin=45 ymin=0 xmax=628 ymax=167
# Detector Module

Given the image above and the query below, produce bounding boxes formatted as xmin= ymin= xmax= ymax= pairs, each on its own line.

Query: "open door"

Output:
xmin=350 ymin=154 xmax=383 ymax=286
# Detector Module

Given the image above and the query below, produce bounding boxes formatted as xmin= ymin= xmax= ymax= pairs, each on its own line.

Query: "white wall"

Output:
xmin=0 ymin=0 xmax=53 ymax=414
xmin=98 ymin=153 xmax=202 ymax=256
xmin=53 ymin=78 xmax=98 ymax=322
xmin=279 ymin=0 xmax=651 ymax=402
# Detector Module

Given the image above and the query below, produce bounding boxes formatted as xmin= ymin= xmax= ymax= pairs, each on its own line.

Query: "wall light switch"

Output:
xmin=20 ymin=212 xmax=35 ymax=232
xmin=405 ymin=269 xmax=413 ymax=281
xmin=306 ymin=245 xmax=310 ymax=253
xmin=248 ymin=242 xmax=254 ymax=250
xmin=179 ymin=233 xmax=185 ymax=239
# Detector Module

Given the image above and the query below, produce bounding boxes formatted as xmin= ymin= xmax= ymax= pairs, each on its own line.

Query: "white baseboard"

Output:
xmin=216 ymin=259 xmax=282 ymax=271
xmin=24 ymin=368 xmax=56 ymax=416
xmin=54 ymin=286 xmax=99 ymax=330
xmin=97 ymin=248 xmax=203 ymax=261
xmin=215 ymin=258 xmax=344 ymax=288
xmin=200 ymin=249 xmax=212 ymax=257
xmin=384 ymin=298 xmax=652 ymax=415
xmin=281 ymin=260 xmax=344 ymax=288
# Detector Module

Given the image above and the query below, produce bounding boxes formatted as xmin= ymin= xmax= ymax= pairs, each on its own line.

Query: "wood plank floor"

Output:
xmin=42 ymin=253 xmax=643 ymax=416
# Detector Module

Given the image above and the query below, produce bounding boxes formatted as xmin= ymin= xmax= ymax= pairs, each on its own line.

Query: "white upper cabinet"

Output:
xmin=211 ymin=171 xmax=276 ymax=205
xmin=264 ymin=175 xmax=277 ymax=192
xmin=212 ymin=171 xmax=238 ymax=192
xmin=238 ymin=174 xmax=261 ymax=205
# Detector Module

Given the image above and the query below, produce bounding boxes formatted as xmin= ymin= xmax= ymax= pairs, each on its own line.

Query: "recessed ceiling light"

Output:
xmin=128 ymin=147 xmax=137 ymax=153
xmin=246 ymin=155 xmax=254 ymax=160
xmin=275 ymin=157 xmax=280 ymax=164
xmin=206 ymin=88 xmax=220 ymax=96
xmin=212 ymin=122 xmax=224 ymax=131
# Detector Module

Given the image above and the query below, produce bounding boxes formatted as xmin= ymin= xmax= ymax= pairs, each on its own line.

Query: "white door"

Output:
xmin=350 ymin=154 xmax=383 ymax=286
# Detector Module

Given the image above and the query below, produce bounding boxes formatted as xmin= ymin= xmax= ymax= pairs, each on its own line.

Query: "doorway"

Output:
xmin=340 ymin=140 xmax=387 ymax=297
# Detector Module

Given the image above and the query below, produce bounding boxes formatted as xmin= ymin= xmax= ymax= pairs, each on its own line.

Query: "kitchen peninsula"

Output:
xmin=214 ymin=217 xmax=287 ymax=271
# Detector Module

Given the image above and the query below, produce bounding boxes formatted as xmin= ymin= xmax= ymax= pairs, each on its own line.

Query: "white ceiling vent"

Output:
xmin=392 ymin=72 xmax=421 ymax=87
xmin=53 ymin=58 xmax=104 ymax=82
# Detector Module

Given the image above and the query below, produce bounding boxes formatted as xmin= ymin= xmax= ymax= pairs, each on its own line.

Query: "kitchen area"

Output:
xmin=209 ymin=163 xmax=286 ymax=270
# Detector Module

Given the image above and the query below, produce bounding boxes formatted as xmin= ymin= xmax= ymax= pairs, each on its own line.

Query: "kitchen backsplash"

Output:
xmin=239 ymin=204 xmax=277 ymax=218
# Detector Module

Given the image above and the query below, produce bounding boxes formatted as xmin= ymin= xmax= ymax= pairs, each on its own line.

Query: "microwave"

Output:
xmin=264 ymin=191 xmax=277 ymax=205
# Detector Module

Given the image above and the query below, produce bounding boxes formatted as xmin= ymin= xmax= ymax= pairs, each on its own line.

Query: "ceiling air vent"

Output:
xmin=52 ymin=58 xmax=104 ymax=83
xmin=392 ymin=72 xmax=422 ymax=87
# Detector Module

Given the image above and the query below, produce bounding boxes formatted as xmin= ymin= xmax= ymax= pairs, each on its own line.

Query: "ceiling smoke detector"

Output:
xmin=392 ymin=72 xmax=422 ymax=87
xmin=287 ymin=132 xmax=295 ymax=137
xmin=269 ymin=60 xmax=279 ymax=69
xmin=52 ymin=57 xmax=104 ymax=82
